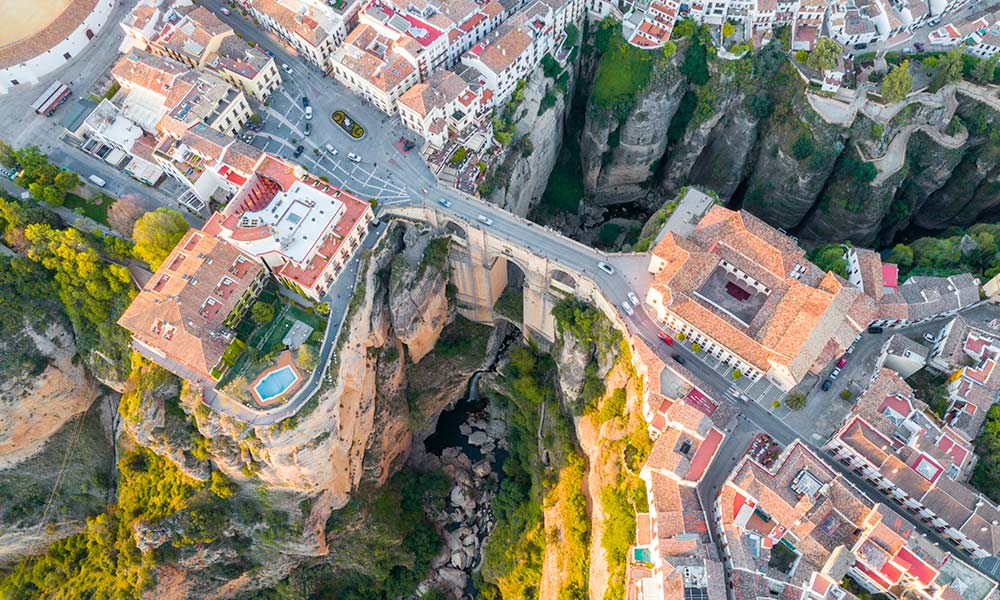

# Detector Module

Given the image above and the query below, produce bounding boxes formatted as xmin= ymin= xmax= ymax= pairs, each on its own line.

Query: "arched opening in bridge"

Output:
xmin=550 ymin=269 xmax=576 ymax=294
xmin=494 ymin=258 xmax=525 ymax=324
xmin=445 ymin=220 xmax=467 ymax=239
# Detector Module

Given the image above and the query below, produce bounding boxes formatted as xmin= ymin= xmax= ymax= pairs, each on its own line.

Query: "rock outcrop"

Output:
xmin=491 ymin=60 xmax=578 ymax=217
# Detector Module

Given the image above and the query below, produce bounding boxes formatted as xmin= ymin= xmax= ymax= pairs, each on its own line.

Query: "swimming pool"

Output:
xmin=254 ymin=365 xmax=299 ymax=402
xmin=633 ymin=547 xmax=652 ymax=563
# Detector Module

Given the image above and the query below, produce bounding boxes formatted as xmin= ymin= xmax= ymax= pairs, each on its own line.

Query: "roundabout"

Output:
xmin=332 ymin=110 xmax=366 ymax=139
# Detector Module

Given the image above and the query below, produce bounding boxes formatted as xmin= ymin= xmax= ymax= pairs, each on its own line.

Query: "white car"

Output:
xmin=347 ymin=152 xmax=361 ymax=162
xmin=830 ymin=367 xmax=841 ymax=379
xmin=438 ymin=198 xmax=452 ymax=207
xmin=621 ymin=301 xmax=634 ymax=316
xmin=304 ymin=106 xmax=313 ymax=120
xmin=627 ymin=292 xmax=639 ymax=306
xmin=923 ymin=332 xmax=938 ymax=343
xmin=324 ymin=144 xmax=338 ymax=155
xmin=598 ymin=262 xmax=615 ymax=275
xmin=477 ymin=215 xmax=494 ymax=226
xmin=220 ymin=7 xmax=231 ymax=15
xmin=281 ymin=63 xmax=293 ymax=74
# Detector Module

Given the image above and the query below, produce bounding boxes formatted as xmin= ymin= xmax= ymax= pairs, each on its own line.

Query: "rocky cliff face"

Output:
xmin=491 ymin=60 xmax=578 ymax=217
xmin=535 ymin=33 xmax=1000 ymax=249
xmin=581 ymin=55 xmax=685 ymax=199
xmin=0 ymin=314 xmax=115 ymax=563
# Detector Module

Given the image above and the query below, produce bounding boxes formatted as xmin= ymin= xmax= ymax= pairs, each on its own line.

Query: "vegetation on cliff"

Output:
xmin=889 ymin=223 xmax=1000 ymax=280
xmin=479 ymin=347 xmax=590 ymax=600
xmin=0 ymin=195 xmax=134 ymax=378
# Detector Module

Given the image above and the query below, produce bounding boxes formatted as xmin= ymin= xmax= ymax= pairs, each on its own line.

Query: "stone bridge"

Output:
xmin=387 ymin=205 xmax=601 ymax=348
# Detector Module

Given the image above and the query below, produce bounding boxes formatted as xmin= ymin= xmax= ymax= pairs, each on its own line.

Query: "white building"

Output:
xmin=242 ymin=0 xmax=360 ymax=70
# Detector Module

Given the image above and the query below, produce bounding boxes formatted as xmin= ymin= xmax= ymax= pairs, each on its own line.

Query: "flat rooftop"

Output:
xmin=694 ymin=265 xmax=770 ymax=327
xmin=241 ymin=179 xmax=346 ymax=264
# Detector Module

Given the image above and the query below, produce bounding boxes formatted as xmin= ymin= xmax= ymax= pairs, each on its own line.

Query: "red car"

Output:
xmin=658 ymin=331 xmax=673 ymax=345
xmin=836 ymin=356 xmax=848 ymax=368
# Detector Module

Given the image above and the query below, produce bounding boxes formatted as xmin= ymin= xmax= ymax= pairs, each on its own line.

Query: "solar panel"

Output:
xmin=684 ymin=586 xmax=708 ymax=600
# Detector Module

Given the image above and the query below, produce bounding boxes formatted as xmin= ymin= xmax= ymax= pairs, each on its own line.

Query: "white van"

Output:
xmin=88 ymin=174 xmax=107 ymax=188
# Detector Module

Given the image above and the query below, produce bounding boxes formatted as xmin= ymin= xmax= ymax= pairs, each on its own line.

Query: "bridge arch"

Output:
xmin=550 ymin=269 xmax=576 ymax=293
xmin=444 ymin=220 xmax=467 ymax=239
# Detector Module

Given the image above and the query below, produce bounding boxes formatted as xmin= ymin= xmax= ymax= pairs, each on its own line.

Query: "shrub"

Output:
xmin=450 ymin=147 xmax=467 ymax=164
xmin=792 ymin=134 xmax=814 ymax=160
xmin=731 ymin=369 xmax=742 ymax=379
xmin=840 ymin=389 xmax=853 ymax=400
xmin=676 ymin=332 xmax=687 ymax=341
xmin=691 ymin=343 xmax=702 ymax=352
xmin=772 ymin=400 xmax=781 ymax=408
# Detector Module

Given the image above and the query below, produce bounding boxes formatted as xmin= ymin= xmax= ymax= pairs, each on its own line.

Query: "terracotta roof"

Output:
xmin=398 ymin=69 xmax=469 ymax=117
xmin=118 ymin=228 xmax=264 ymax=379
xmin=336 ymin=24 xmax=417 ymax=92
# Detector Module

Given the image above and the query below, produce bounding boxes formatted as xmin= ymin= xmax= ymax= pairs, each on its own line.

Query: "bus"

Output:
xmin=31 ymin=81 xmax=72 ymax=117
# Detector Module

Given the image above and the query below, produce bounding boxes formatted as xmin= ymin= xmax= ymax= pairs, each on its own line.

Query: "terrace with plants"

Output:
xmin=214 ymin=282 xmax=328 ymax=407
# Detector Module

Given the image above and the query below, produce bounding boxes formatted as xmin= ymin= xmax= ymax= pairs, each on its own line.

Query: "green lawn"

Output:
xmin=63 ymin=193 xmax=112 ymax=226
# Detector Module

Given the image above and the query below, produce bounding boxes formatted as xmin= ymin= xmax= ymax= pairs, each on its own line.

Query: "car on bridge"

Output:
xmin=628 ymin=292 xmax=639 ymax=306
xmin=598 ymin=262 xmax=615 ymax=275
xmin=438 ymin=198 xmax=452 ymax=208
xmin=477 ymin=215 xmax=494 ymax=226
xmin=620 ymin=302 xmax=634 ymax=316
xmin=671 ymin=354 xmax=686 ymax=365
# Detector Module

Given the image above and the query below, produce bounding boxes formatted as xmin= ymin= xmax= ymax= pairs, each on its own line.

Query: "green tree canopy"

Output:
xmin=808 ymin=243 xmax=849 ymax=278
xmin=880 ymin=60 xmax=913 ymax=103
xmin=930 ymin=49 xmax=964 ymax=91
xmin=806 ymin=37 xmax=840 ymax=71
xmin=973 ymin=56 xmax=998 ymax=83
xmin=887 ymin=243 xmax=914 ymax=267
xmin=132 ymin=207 xmax=189 ymax=269
xmin=251 ymin=301 xmax=274 ymax=324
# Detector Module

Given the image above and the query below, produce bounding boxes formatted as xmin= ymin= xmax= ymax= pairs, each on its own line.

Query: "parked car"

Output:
xmin=263 ymin=49 xmax=275 ymax=58
xmin=821 ymin=379 xmax=833 ymax=391
xmin=671 ymin=354 xmax=686 ymax=365
xmin=927 ymin=18 xmax=940 ymax=26
xmin=303 ymin=122 xmax=311 ymax=136
xmin=281 ymin=63 xmax=293 ymax=74
xmin=598 ymin=262 xmax=615 ymax=275
xmin=438 ymin=198 xmax=452 ymax=208
xmin=347 ymin=152 xmax=361 ymax=162
xmin=836 ymin=356 xmax=848 ymax=368
xmin=292 ymin=145 xmax=304 ymax=157
xmin=830 ymin=367 xmax=841 ymax=379
xmin=477 ymin=214 xmax=494 ymax=226
xmin=914 ymin=42 xmax=926 ymax=52
xmin=621 ymin=301 xmax=634 ymax=316
xmin=867 ymin=325 xmax=884 ymax=334
xmin=301 ymin=96 xmax=310 ymax=107
xmin=924 ymin=332 xmax=938 ymax=343
xmin=854 ymin=42 xmax=868 ymax=50
xmin=627 ymin=292 xmax=639 ymax=306
xmin=902 ymin=47 xmax=914 ymax=54
xmin=88 ymin=174 xmax=106 ymax=188
xmin=658 ymin=331 xmax=674 ymax=345
xmin=304 ymin=106 xmax=313 ymax=120
xmin=324 ymin=143 xmax=338 ymax=155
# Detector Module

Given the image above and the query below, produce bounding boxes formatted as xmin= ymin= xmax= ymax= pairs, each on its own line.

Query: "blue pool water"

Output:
xmin=255 ymin=366 xmax=299 ymax=401
xmin=633 ymin=547 xmax=652 ymax=563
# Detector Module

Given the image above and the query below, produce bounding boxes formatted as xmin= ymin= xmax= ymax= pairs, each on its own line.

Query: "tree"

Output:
xmin=108 ymin=194 xmax=156 ymax=235
xmin=809 ymin=244 xmax=849 ymax=278
xmin=806 ymin=37 xmax=841 ymax=72
xmin=209 ymin=471 xmax=236 ymax=499
xmin=792 ymin=134 xmax=814 ymax=160
xmin=887 ymin=243 xmax=914 ymax=268
xmin=132 ymin=207 xmax=190 ymax=269
xmin=0 ymin=139 xmax=15 ymax=169
xmin=973 ymin=56 xmax=998 ymax=83
xmin=880 ymin=60 xmax=913 ymax=103
xmin=53 ymin=171 xmax=80 ymax=193
xmin=251 ymin=301 xmax=274 ymax=324
xmin=785 ymin=392 xmax=807 ymax=410
xmin=296 ymin=344 xmax=319 ymax=371
xmin=930 ymin=49 xmax=964 ymax=91
xmin=722 ymin=22 xmax=735 ymax=38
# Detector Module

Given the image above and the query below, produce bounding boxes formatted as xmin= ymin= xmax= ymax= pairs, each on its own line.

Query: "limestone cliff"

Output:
xmin=491 ymin=58 xmax=578 ymax=217
xmin=581 ymin=49 xmax=685 ymax=198
xmin=0 ymin=313 xmax=115 ymax=563
xmin=536 ymin=34 xmax=1000 ymax=248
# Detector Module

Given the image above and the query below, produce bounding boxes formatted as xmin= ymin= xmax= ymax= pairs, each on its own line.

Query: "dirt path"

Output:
xmin=577 ymin=416 xmax=610 ymax=600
